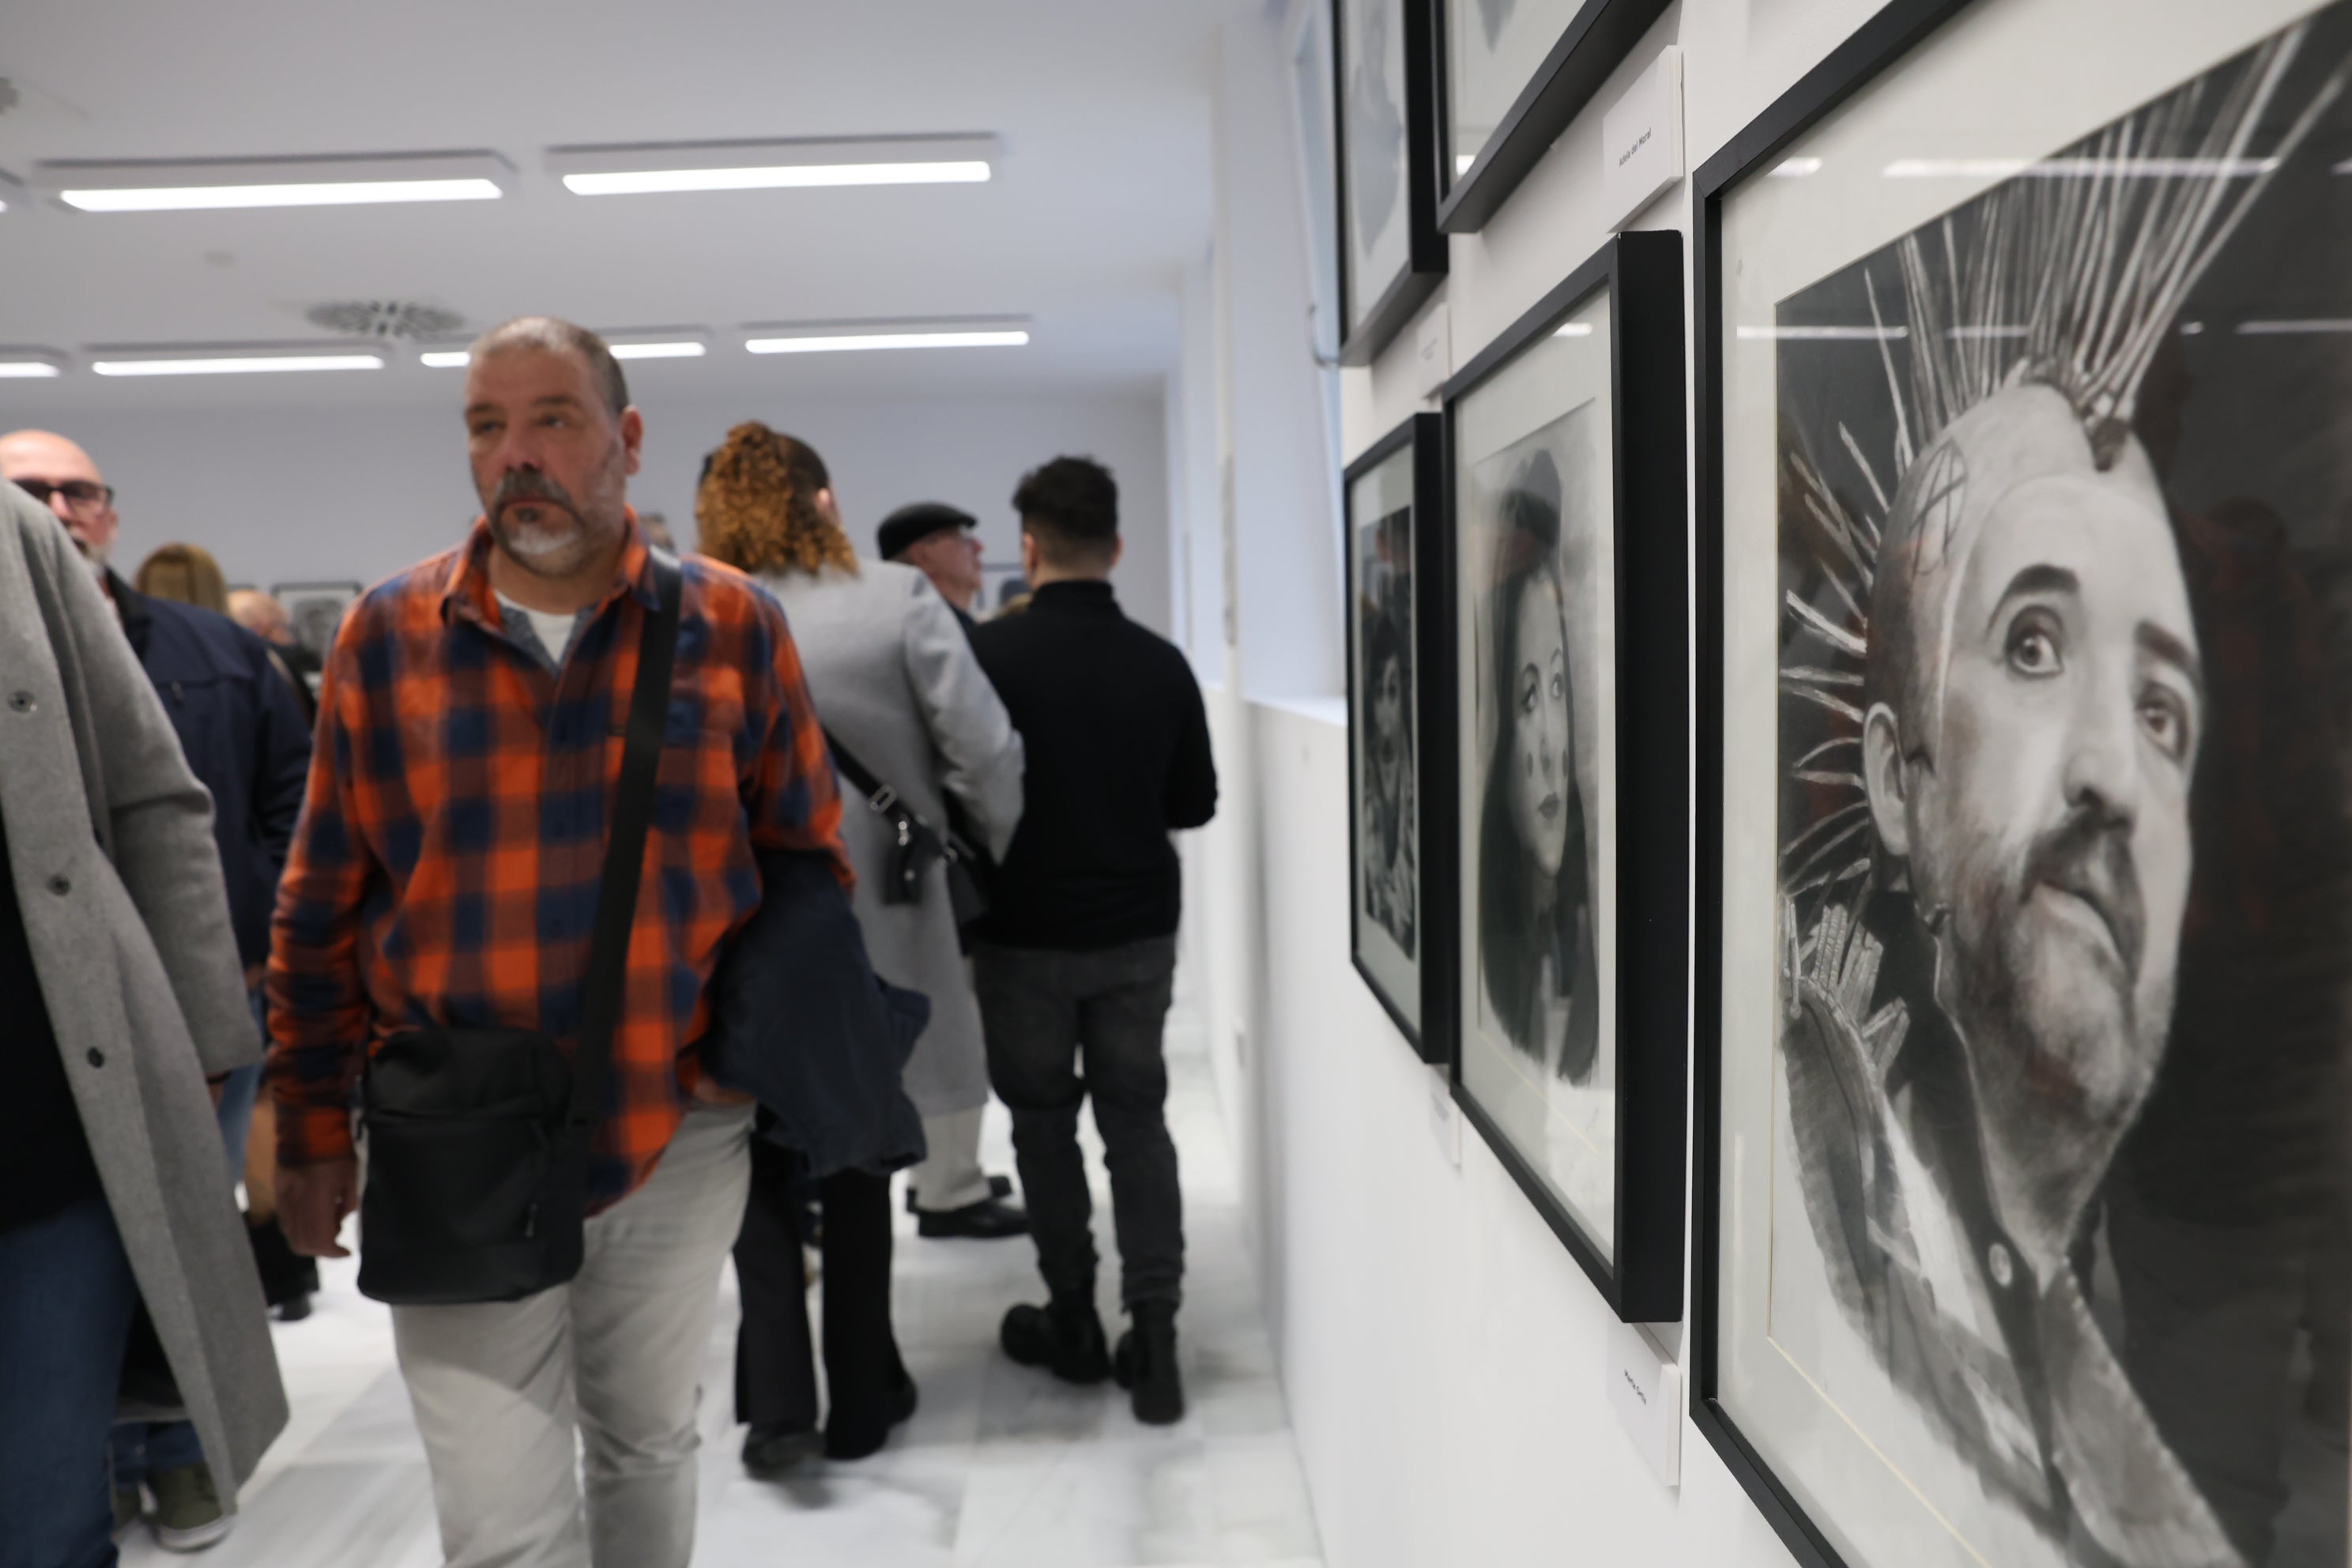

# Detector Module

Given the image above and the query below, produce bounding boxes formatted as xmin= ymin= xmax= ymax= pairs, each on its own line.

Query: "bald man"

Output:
xmin=1 ymin=432 xmax=311 ymax=1548
xmin=227 ymin=588 xmax=321 ymax=726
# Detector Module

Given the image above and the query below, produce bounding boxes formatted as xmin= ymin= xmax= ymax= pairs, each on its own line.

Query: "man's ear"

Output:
xmin=1019 ymin=529 xmax=1039 ymax=580
xmin=1109 ymin=534 xmax=1124 ymax=571
xmin=1860 ymin=702 xmax=1912 ymax=861
xmin=620 ymin=406 xmax=645 ymax=475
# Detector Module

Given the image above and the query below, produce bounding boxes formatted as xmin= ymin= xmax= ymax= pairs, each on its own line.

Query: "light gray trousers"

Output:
xmin=390 ymin=1103 xmax=753 ymax=1568
xmin=910 ymin=1105 xmax=991 ymax=1212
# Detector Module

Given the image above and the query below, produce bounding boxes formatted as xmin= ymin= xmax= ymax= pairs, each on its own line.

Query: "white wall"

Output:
xmin=1179 ymin=1 xmax=1912 ymax=1566
xmin=45 ymin=386 xmax=1174 ymax=636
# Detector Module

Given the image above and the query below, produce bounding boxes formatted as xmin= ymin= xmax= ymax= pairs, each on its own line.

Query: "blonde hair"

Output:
xmin=695 ymin=422 xmax=857 ymax=578
xmin=135 ymin=542 xmax=230 ymax=614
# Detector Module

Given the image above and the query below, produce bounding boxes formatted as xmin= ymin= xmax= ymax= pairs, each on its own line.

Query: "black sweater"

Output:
xmin=970 ymin=581 xmax=1217 ymax=949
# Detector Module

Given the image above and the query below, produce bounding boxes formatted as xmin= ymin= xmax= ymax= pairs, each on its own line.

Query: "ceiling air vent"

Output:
xmin=303 ymin=300 xmax=466 ymax=340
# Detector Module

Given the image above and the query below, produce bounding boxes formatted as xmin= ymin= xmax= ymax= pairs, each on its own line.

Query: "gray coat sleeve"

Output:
xmin=35 ymin=516 xmax=255 ymax=1074
xmin=901 ymin=574 xmax=1024 ymax=861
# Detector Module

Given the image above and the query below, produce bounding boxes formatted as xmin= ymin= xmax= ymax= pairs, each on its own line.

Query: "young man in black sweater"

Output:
xmin=967 ymin=456 xmax=1217 ymax=1423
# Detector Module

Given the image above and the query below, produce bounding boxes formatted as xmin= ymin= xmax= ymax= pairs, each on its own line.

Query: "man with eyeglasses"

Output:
xmin=0 ymin=430 xmax=311 ymax=1551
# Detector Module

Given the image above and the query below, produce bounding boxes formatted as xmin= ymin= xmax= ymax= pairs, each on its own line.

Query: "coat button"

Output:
xmin=47 ymin=874 xmax=70 ymax=896
xmin=86 ymin=1047 xmax=104 ymax=1068
xmin=6 ymin=690 xmax=31 ymax=712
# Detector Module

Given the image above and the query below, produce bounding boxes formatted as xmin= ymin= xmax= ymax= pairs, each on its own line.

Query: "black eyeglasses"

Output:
xmin=12 ymin=477 xmax=115 ymax=511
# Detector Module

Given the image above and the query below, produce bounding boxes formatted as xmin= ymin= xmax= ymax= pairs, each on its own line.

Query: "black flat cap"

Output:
xmin=877 ymin=502 xmax=977 ymax=561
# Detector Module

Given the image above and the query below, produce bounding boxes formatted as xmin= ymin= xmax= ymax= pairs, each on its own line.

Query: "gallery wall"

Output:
xmin=19 ymin=386 xmax=1175 ymax=638
xmin=1178 ymin=0 xmax=1920 ymax=1564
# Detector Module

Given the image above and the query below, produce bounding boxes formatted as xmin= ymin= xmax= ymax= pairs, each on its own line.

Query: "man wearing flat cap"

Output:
xmin=879 ymin=503 xmax=985 ymax=636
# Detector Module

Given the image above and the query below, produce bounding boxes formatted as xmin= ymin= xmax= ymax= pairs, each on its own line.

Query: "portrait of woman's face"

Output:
xmin=1507 ymin=571 xmax=1571 ymax=878
xmin=1372 ymin=650 xmax=1406 ymax=800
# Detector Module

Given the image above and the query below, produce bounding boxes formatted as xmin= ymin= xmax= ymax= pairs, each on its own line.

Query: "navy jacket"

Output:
xmin=701 ymin=847 xmax=931 ymax=1177
xmin=110 ymin=573 xmax=313 ymax=969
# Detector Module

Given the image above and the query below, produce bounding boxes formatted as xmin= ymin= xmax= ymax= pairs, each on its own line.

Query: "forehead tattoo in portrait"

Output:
xmin=1479 ymin=449 xmax=1598 ymax=1084
xmin=1773 ymin=19 xmax=2352 ymax=1566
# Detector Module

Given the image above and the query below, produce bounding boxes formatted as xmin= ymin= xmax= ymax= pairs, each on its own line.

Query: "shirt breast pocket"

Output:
xmin=635 ymin=700 xmax=741 ymax=835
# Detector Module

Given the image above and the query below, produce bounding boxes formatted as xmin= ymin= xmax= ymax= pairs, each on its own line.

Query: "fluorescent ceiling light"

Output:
xmin=1456 ymin=155 xmax=1476 ymax=175
xmin=1553 ymin=322 xmax=1594 ymax=338
xmin=1737 ymin=324 xmax=1908 ymax=341
xmin=1884 ymin=155 xmax=2278 ymax=179
xmin=744 ymin=317 xmax=1031 ymax=355
xmin=1947 ymin=325 xmax=2027 ymax=339
xmin=36 ymin=153 xmax=510 ymax=212
xmin=601 ymin=328 xmax=711 ymax=360
xmin=552 ymin=136 xmax=998 ymax=197
xmin=90 ymin=345 xmax=384 ymax=376
xmin=1770 ymin=157 xmax=1823 ymax=178
xmin=420 ymin=350 xmax=470 ymax=368
xmin=0 ymin=348 xmax=66 ymax=379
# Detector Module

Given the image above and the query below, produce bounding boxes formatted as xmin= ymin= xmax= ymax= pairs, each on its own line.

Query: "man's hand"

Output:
xmin=278 ymin=1157 xmax=360 ymax=1258
xmin=692 ymin=1076 xmax=753 ymax=1108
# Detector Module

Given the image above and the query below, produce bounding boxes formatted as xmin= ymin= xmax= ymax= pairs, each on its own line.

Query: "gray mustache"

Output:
xmin=2022 ymin=806 xmax=2146 ymax=978
xmin=492 ymin=469 xmax=576 ymax=515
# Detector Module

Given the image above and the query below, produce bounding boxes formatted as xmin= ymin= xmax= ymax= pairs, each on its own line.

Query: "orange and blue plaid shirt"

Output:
xmin=266 ymin=519 xmax=849 ymax=1208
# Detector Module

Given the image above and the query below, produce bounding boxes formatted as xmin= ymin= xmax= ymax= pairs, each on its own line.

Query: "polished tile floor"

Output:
xmin=124 ymin=1008 xmax=1321 ymax=1568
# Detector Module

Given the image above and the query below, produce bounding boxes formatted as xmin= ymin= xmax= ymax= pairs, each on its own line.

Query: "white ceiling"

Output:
xmin=0 ymin=0 xmax=1242 ymax=412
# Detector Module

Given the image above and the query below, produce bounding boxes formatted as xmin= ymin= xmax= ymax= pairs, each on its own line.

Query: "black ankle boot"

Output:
xmin=1000 ymin=1295 xmax=1110 ymax=1385
xmin=1113 ymin=1302 xmax=1184 ymax=1425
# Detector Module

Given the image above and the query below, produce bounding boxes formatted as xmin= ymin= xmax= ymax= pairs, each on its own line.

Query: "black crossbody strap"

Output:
xmin=569 ymin=552 xmax=683 ymax=1138
xmin=823 ymin=729 xmax=889 ymax=808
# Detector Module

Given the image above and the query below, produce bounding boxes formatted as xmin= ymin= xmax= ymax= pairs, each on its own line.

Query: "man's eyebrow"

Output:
xmin=2137 ymin=620 xmax=2206 ymax=703
xmin=463 ymin=393 xmax=586 ymax=418
xmin=1983 ymin=563 xmax=2080 ymax=633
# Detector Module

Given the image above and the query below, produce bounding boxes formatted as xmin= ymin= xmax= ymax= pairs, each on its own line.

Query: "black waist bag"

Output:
xmin=356 ymin=556 xmax=680 ymax=1306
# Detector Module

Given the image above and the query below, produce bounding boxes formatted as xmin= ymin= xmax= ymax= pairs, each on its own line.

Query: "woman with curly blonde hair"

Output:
xmin=697 ymin=423 xmax=1027 ymax=1471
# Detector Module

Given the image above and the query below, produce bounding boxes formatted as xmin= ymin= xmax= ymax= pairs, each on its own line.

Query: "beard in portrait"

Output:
xmin=1362 ymin=609 xmax=1418 ymax=955
xmin=1478 ymin=449 xmax=1598 ymax=1084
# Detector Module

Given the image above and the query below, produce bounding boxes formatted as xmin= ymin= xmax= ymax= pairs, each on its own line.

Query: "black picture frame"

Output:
xmin=1687 ymin=5 xmax=1984 ymax=1564
xmin=1344 ymin=412 xmax=1455 ymax=1064
xmin=1334 ymin=0 xmax=1449 ymax=366
xmin=271 ymin=579 xmax=364 ymax=663
xmin=1439 ymin=230 xmax=1686 ymax=1322
xmin=1431 ymin=0 xmax=1672 ymax=235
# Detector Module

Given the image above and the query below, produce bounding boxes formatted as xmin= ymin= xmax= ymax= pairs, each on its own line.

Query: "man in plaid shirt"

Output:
xmin=267 ymin=317 xmax=847 ymax=1567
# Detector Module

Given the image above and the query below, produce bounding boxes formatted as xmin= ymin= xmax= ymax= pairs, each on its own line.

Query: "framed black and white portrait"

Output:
xmin=272 ymin=579 xmax=361 ymax=663
xmin=1445 ymin=232 xmax=1685 ymax=1321
xmin=1346 ymin=413 xmax=1449 ymax=1058
xmin=1695 ymin=3 xmax=2352 ymax=1566
xmin=1432 ymin=0 xmax=1670 ymax=232
xmin=1335 ymin=0 xmax=1446 ymax=364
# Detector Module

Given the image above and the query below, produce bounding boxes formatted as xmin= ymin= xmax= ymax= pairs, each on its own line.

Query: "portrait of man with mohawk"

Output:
xmin=1769 ymin=13 xmax=2352 ymax=1565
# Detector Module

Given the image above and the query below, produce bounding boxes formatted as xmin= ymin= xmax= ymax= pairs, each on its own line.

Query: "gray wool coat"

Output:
xmin=760 ymin=561 xmax=1023 ymax=1116
xmin=0 ymin=491 xmax=287 ymax=1502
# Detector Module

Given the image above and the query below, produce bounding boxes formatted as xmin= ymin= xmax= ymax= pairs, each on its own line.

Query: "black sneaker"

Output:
xmin=916 ymin=1195 xmax=1030 ymax=1240
xmin=1113 ymin=1302 xmax=1185 ymax=1425
xmin=1000 ymin=1297 xmax=1111 ymax=1385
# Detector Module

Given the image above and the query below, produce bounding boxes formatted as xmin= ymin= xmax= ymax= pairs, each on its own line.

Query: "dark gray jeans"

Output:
xmin=974 ymin=936 xmax=1182 ymax=1310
